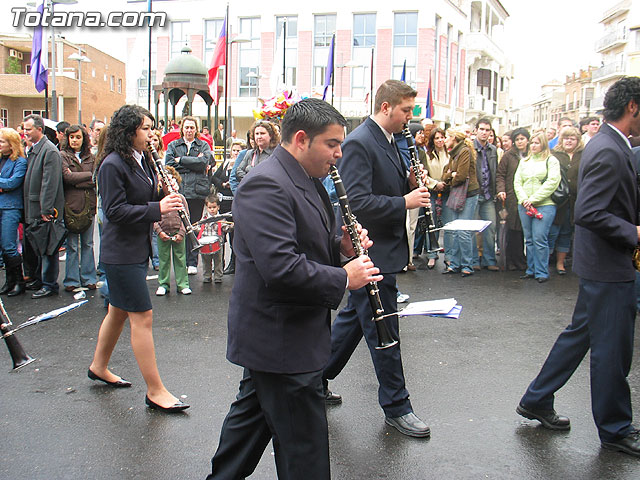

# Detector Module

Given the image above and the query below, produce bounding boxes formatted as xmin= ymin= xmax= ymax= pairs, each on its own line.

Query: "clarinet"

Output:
xmin=146 ymin=143 xmax=202 ymax=252
xmin=329 ymin=166 xmax=398 ymax=350
xmin=401 ymin=124 xmax=443 ymax=253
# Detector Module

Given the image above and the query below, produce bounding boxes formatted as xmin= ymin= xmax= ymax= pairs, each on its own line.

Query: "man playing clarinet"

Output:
xmin=323 ymin=79 xmax=432 ymax=437
xmin=206 ymin=98 xmax=381 ymax=479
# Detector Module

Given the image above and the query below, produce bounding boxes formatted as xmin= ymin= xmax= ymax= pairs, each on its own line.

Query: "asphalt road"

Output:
xmin=1 ymin=256 xmax=640 ymax=479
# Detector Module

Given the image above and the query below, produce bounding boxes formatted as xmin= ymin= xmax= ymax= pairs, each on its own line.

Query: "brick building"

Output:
xmin=124 ymin=0 xmax=512 ymax=132
xmin=0 ymin=33 xmax=125 ymax=129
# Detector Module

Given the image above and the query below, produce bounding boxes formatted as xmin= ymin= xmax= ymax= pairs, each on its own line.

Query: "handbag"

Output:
xmin=544 ymin=157 xmax=570 ymax=207
xmin=445 ymin=178 xmax=469 ymax=212
xmin=63 ymin=190 xmax=93 ymax=234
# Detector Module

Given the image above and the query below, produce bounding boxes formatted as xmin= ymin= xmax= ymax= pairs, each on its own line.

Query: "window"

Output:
xmin=493 ymin=71 xmax=498 ymax=101
xmin=476 ymin=68 xmax=491 ymax=98
xmin=314 ymin=14 xmax=336 ymax=47
xmin=239 ymin=17 xmax=261 ymax=97
xmin=353 ymin=13 xmax=375 ymax=47
xmin=110 ymin=75 xmax=115 ymax=92
xmin=313 ymin=14 xmax=336 ymax=88
xmin=276 ymin=16 xmax=298 ymax=87
xmin=170 ymin=21 xmax=189 ymax=59
xmin=117 ymin=78 xmax=122 ymax=94
xmin=470 ymin=2 xmax=482 ymax=33
xmin=137 ymin=70 xmax=157 ymax=99
xmin=23 ymin=110 xmax=44 ymax=117
xmin=204 ymin=18 xmax=224 ymax=65
xmin=351 ymin=13 xmax=376 ymax=97
xmin=0 ymin=109 xmax=7 ymax=128
xmin=392 ymin=12 xmax=417 ymax=85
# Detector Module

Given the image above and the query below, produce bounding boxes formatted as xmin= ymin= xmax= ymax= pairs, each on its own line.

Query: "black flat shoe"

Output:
xmin=519 ymin=274 xmax=534 ymax=279
xmin=385 ymin=412 xmax=431 ymax=438
xmin=145 ymin=395 xmax=190 ymax=412
xmin=88 ymin=369 xmax=132 ymax=388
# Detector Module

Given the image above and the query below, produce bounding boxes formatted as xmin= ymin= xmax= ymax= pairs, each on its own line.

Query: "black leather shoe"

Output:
xmin=536 ymin=277 xmax=549 ymax=283
xmin=602 ymin=429 xmax=640 ymax=457
xmin=145 ymin=395 xmax=190 ymax=412
xmin=25 ymin=279 xmax=42 ymax=290
xmin=519 ymin=274 xmax=534 ymax=279
xmin=31 ymin=287 xmax=55 ymax=299
xmin=516 ymin=403 xmax=570 ymax=430
xmin=324 ymin=388 xmax=342 ymax=405
xmin=88 ymin=369 xmax=132 ymax=388
xmin=385 ymin=412 xmax=431 ymax=438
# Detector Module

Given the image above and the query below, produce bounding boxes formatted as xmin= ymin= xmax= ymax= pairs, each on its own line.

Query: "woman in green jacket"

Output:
xmin=514 ymin=131 xmax=561 ymax=283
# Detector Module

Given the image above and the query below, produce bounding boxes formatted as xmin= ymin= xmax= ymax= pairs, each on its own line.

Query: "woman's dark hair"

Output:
xmin=426 ymin=127 xmax=445 ymax=155
xmin=99 ymin=105 xmax=154 ymax=172
xmin=603 ymin=76 xmax=640 ymax=122
xmin=511 ymin=127 xmax=530 ymax=142
xmin=61 ymin=124 xmax=91 ymax=157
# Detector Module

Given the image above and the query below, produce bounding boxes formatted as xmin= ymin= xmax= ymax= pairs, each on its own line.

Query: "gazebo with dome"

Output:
xmin=153 ymin=45 xmax=215 ymax=132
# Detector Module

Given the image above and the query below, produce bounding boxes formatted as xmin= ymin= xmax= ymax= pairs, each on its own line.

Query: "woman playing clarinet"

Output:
xmin=88 ymin=105 xmax=189 ymax=412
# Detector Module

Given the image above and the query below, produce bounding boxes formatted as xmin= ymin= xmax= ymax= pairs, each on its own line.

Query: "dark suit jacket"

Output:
xmin=98 ymin=151 xmax=161 ymax=264
xmin=573 ymin=123 xmax=639 ymax=282
xmin=23 ymin=137 xmax=64 ymax=223
xmin=337 ymin=117 xmax=408 ymax=273
xmin=227 ymin=145 xmax=347 ymax=374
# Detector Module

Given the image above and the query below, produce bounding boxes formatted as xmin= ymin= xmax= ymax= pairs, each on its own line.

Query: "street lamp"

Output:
xmin=28 ymin=0 xmax=78 ymax=121
xmin=68 ymin=49 xmax=91 ymax=125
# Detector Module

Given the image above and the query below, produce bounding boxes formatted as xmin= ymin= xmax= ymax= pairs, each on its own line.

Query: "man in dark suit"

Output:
xmin=323 ymin=80 xmax=432 ymax=437
xmin=206 ymin=99 xmax=381 ymax=479
xmin=517 ymin=76 xmax=640 ymax=457
xmin=22 ymin=114 xmax=65 ymax=299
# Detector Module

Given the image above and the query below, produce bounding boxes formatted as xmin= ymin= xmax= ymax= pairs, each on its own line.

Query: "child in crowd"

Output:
xmin=154 ymin=166 xmax=191 ymax=295
xmin=198 ymin=194 xmax=232 ymax=284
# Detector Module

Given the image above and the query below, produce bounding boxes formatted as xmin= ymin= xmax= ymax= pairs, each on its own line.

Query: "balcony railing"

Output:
xmin=595 ymin=28 xmax=627 ymax=52
xmin=592 ymin=61 xmax=626 ymax=81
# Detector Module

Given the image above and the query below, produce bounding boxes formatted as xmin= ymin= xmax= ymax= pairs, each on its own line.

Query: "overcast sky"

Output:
xmin=3 ymin=0 xmax=606 ymax=107
xmin=501 ymin=0 xmax=603 ymax=105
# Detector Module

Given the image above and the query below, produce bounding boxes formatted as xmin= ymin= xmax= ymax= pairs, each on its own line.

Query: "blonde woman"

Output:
xmin=514 ymin=131 xmax=561 ymax=283
xmin=0 ymin=128 xmax=28 ymax=296
xmin=441 ymin=128 xmax=479 ymax=277
xmin=548 ymin=127 xmax=584 ymax=274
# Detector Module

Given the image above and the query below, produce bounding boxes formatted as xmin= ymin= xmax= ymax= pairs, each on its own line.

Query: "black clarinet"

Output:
xmin=401 ymin=125 xmax=443 ymax=253
xmin=329 ymin=166 xmax=398 ymax=350
xmin=147 ymin=143 xmax=202 ymax=252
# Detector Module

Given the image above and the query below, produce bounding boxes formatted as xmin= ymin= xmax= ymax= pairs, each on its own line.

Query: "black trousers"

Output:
xmin=323 ymin=273 xmax=412 ymax=418
xmin=207 ymin=368 xmax=330 ymax=480
xmin=521 ymin=278 xmax=635 ymax=442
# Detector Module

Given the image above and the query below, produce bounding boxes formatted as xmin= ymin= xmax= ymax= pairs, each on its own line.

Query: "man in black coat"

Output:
xmin=323 ymin=80 xmax=432 ymax=437
xmin=22 ymin=114 xmax=65 ymax=298
xmin=206 ymin=99 xmax=380 ymax=479
xmin=517 ymin=76 xmax=640 ymax=457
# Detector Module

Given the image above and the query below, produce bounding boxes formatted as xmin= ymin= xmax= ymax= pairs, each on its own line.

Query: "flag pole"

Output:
xmin=282 ymin=18 xmax=287 ymax=86
xmin=369 ymin=47 xmax=374 ymax=115
xmin=147 ymin=0 xmax=152 ymax=112
xmin=223 ymin=3 xmax=229 ymax=158
xmin=44 ymin=84 xmax=49 ymax=119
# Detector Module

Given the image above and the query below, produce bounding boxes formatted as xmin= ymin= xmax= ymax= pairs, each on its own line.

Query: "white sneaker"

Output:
xmin=181 ymin=287 xmax=192 ymax=295
xmin=187 ymin=266 xmax=197 ymax=275
xmin=397 ymin=293 xmax=410 ymax=303
xmin=155 ymin=286 xmax=166 ymax=296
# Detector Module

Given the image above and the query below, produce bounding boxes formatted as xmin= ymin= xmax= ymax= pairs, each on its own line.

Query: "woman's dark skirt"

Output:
xmin=103 ymin=261 xmax=152 ymax=312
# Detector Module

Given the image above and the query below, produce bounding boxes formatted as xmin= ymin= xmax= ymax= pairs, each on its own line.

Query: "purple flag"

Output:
xmin=31 ymin=0 xmax=48 ymax=93
xmin=322 ymin=34 xmax=335 ymax=101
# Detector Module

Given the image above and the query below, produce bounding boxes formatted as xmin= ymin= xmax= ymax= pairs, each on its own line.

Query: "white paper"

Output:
xmin=441 ymin=219 xmax=492 ymax=232
xmin=399 ymin=298 xmax=458 ymax=316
